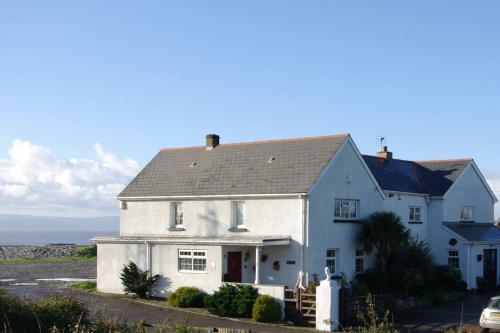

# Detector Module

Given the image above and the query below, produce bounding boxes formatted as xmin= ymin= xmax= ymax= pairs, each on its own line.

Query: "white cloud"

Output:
xmin=0 ymin=140 xmax=141 ymax=217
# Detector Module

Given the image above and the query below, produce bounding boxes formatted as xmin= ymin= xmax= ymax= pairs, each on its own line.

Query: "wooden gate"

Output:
xmin=284 ymin=288 xmax=316 ymax=326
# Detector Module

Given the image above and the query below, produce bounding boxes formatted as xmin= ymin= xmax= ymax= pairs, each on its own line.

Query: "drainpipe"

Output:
xmin=145 ymin=241 xmax=151 ymax=277
xmin=255 ymin=246 xmax=262 ymax=285
xmin=426 ymin=196 xmax=431 ymax=243
xmin=300 ymin=194 xmax=308 ymax=286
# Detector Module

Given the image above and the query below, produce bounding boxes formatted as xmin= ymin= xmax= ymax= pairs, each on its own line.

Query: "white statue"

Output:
xmin=323 ymin=267 xmax=330 ymax=281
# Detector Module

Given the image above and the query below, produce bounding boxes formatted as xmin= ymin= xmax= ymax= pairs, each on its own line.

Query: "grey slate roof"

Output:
xmin=363 ymin=155 xmax=471 ymax=196
xmin=444 ymin=223 xmax=500 ymax=242
xmin=119 ymin=135 xmax=348 ymax=197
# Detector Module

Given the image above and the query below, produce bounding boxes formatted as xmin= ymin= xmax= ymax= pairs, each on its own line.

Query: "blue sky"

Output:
xmin=0 ymin=1 xmax=499 ymax=216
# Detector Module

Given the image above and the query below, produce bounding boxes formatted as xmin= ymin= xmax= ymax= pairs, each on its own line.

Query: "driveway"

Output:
xmin=394 ymin=293 xmax=493 ymax=332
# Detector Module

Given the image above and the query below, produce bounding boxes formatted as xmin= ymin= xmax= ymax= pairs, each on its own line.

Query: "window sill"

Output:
xmin=333 ymin=219 xmax=362 ymax=224
xmin=168 ymin=227 xmax=185 ymax=231
xmin=408 ymin=221 xmax=423 ymax=224
xmin=228 ymin=227 xmax=248 ymax=232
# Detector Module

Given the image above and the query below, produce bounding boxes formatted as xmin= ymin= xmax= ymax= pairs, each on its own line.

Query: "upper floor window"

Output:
xmin=232 ymin=201 xmax=246 ymax=228
xmin=448 ymin=250 xmax=459 ymax=269
xmin=172 ymin=202 xmax=183 ymax=227
xmin=460 ymin=206 xmax=473 ymax=221
xmin=409 ymin=206 xmax=422 ymax=223
xmin=355 ymin=248 xmax=364 ymax=273
xmin=326 ymin=248 xmax=338 ymax=275
xmin=334 ymin=199 xmax=359 ymax=220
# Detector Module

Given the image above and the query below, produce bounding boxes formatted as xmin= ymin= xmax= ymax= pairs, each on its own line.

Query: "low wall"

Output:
xmin=0 ymin=245 xmax=78 ymax=260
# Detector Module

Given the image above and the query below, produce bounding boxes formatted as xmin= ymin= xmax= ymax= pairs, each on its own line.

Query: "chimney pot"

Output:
xmin=206 ymin=134 xmax=220 ymax=150
xmin=377 ymin=145 xmax=393 ymax=160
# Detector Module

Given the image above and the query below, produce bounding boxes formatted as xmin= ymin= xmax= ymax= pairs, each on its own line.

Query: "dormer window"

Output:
xmin=171 ymin=202 xmax=184 ymax=228
xmin=232 ymin=201 xmax=246 ymax=228
xmin=460 ymin=206 xmax=473 ymax=221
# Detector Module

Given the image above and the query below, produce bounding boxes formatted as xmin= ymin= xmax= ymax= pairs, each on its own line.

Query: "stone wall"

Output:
xmin=0 ymin=245 xmax=78 ymax=260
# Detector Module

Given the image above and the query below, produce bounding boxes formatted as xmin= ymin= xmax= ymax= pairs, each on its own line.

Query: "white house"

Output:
xmin=93 ymin=133 xmax=499 ymax=295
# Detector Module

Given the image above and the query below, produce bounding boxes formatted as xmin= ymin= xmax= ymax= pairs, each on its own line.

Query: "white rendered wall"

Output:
xmin=382 ymin=194 xmax=429 ymax=241
xmin=443 ymin=165 xmax=494 ymax=223
xmin=118 ymin=197 xmax=303 ymax=288
xmin=306 ymin=140 xmax=383 ymax=282
xmin=96 ymin=243 xmax=147 ymax=294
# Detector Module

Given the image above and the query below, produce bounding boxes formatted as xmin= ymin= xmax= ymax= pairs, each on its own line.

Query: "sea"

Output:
xmin=0 ymin=231 xmax=118 ymax=246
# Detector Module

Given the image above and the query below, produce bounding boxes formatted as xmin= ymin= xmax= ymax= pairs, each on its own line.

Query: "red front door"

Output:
xmin=226 ymin=251 xmax=242 ymax=283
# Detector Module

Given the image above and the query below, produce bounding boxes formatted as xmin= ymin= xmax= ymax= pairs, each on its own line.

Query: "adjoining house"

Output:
xmin=93 ymin=133 xmax=499 ymax=296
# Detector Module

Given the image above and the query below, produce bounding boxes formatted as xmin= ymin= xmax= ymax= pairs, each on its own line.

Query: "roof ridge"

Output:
xmin=415 ymin=158 xmax=473 ymax=163
xmin=160 ymin=133 xmax=349 ymax=151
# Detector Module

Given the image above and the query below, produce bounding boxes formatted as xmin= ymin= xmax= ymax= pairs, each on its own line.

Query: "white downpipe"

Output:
xmin=255 ymin=246 xmax=262 ymax=284
xmin=145 ymin=241 xmax=151 ymax=276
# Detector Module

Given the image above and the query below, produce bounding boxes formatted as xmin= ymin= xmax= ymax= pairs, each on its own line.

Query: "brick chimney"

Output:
xmin=206 ymin=134 xmax=220 ymax=150
xmin=377 ymin=146 xmax=393 ymax=160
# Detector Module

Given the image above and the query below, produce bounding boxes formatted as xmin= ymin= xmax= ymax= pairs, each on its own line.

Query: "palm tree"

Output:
xmin=357 ymin=211 xmax=411 ymax=273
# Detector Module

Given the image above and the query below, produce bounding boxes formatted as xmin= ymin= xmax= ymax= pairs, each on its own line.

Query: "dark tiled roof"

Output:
xmin=363 ymin=156 xmax=471 ymax=196
xmin=444 ymin=223 xmax=500 ymax=242
xmin=119 ymin=135 xmax=348 ymax=197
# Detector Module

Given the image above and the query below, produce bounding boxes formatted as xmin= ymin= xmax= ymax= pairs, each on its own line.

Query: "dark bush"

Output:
xmin=120 ymin=261 xmax=160 ymax=298
xmin=206 ymin=284 xmax=258 ymax=318
xmin=167 ymin=286 xmax=206 ymax=308
xmin=434 ymin=265 xmax=464 ymax=291
xmin=252 ymin=295 xmax=281 ymax=323
xmin=356 ymin=267 xmax=387 ymax=294
xmin=34 ymin=294 xmax=90 ymax=331
xmin=350 ymin=280 xmax=369 ymax=297
xmin=234 ymin=284 xmax=258 ymax=318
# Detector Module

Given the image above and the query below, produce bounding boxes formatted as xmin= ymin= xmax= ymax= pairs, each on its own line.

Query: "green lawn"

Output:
xmin=70 ymin=280 xmax=97 ymax=291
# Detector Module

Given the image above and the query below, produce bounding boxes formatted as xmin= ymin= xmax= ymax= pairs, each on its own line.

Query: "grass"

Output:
xmin=71 ymin=281 xmax=97 ymax=292
xmin=0 ymin=245 xmax=97 ymax=264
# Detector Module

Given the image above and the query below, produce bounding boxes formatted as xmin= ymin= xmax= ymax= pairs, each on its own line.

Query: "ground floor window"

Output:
xmin=178 ymin=250 xmax=207 ymax=272
xmin=326 ymin=248 xmax=337 ymax=275
xmin=355 ymin=248 xmax=364 ymax=273
xmin=448 ymin=250 xmax=460 ymax=269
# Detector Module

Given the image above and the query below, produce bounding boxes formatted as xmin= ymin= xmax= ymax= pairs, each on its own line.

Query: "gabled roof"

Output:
xmin=362 ymin=156 xmax=471 ymax=196
xmin=119 ymin=134 xmax=349 ymax=198
xmin=443 ymin=222 xmax=500 ymax=243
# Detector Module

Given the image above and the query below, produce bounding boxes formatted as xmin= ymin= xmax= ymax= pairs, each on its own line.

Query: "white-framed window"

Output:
xmin=448 ymin=250 xmax=460 ymax=269
xmin=460 ymin=206 xmax=473 ymax=221
xmin=409 ymin=206 xmax=422 ymax=222
xmin=232 ymin=201 xmax=246 ymax=228
xmin=171 ymin=202 xmax=183 ymax=227
xmin=178 ymin=250 xmax=207 ymax=272
xmin=334 ymin=199 xmax=359 ymax=219
xmin=326 ymin=248 xmax=337 ymax=275
xmin=355 ymin=248 xmax=364 ymax=273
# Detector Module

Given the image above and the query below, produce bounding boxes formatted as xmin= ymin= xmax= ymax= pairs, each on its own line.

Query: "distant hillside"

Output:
xmin=0 ymin=214 xmax=119 ymax=232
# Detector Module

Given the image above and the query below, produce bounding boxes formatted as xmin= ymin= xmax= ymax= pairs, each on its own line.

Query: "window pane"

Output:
xmin=409 ymin=208 xmax=415 ymax=221
xmin=234 ymin=202 xmax=245 ymax=226
xmin=174 ymin=203 xmax=183 ymax=225
xmin=356 ymin=249 xmax=364 ymax=257
xmin=334 ymin=200 xmax=341 ymax=217
xmin=355 ymin=258 xmax=364 ymax=273
xmin=179 ymin=257 xmax=192 ymax=270
xmin=326 ymin=249 xmax=336 ymax=257
xmin=326 ymin=259 xmax=336 ymax=274
xmin=193 ymin=258 xmax=206 ymax=271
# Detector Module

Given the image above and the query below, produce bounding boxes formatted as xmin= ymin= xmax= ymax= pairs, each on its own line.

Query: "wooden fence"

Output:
xmin=284 ymin=288 xmax=316 ymax=326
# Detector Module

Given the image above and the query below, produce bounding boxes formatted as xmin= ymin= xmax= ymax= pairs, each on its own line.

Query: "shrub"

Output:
xmin=434 ymin=265 xmax=464 ymax=291
xmin=34 ymin=294 xmax=90 ymax=331
xmin=252 ymin=295 xmax=281 ymax=323
xmin=356 ymin=267 xmax=387 ymax=294
xmin=234 ymin=284 xmax=258 ymax=318
xmin=0 ymin=288 xmax=37 ymax=332
xmin=167 ymin=287 xmax=206 ymax=308
xmin=120 ymin=261 xmax=160 ymax=298
xmin=205 ymin=284 xmax=258 ymax=318
xmin=351 ymin=280 xmax=369 ymax=297
xmin=76 ymin=245 xmax=97 ymax=258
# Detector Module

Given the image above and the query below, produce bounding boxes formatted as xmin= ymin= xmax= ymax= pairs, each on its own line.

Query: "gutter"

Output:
xmin=118 ymin=193 xmax=307 ymax=201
